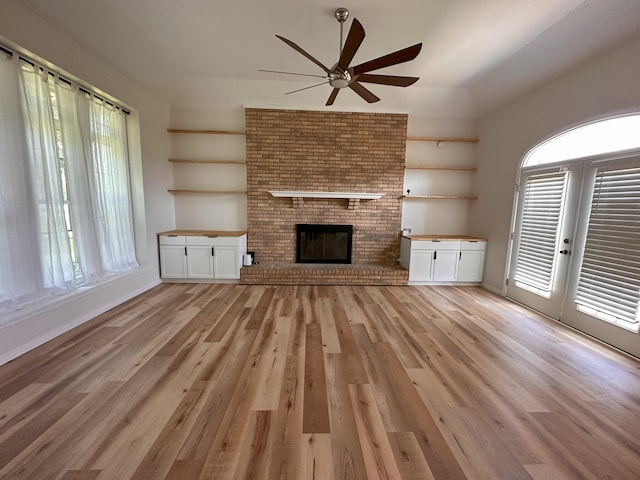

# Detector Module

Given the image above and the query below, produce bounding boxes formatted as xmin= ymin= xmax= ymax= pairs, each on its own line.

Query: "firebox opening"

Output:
xmin=296 ymin=224 xmax=353 ymax=264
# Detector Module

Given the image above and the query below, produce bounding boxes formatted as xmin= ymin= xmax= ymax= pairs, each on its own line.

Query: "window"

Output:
xmin=524 ymin=115 xmax=640 ymax=167
xmin=49 ymin=79 xmax=81 ymax=278
xmin=0 ymin=47 xmax=137 ymax=313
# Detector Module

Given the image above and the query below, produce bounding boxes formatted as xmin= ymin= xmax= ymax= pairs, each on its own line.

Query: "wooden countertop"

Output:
xmin=158 ymin=230 xmax=246 ymax=237
xmin=402 ymin=234 xmax=486 ymax=241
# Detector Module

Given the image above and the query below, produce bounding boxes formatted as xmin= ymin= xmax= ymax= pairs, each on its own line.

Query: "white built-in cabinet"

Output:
xmin=400 ymin=236 xmax=486 ymax=284
xmin=159 ymin=230 xmax=247 ymax=281
xmin=457 ymin=240 xmax=486 ymax=282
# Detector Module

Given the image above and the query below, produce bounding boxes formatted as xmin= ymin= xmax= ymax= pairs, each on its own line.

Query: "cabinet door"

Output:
xmin=457 ymin=250 xmax=485 ymax=282
xmin=409 ymin=249 xmax=434 ymax=282
xmin=213 ymin=246 xmax=240 ymax=279
xmin=160 ymin=245 xmax=188 ymax=278
xmin=433 ymin=250 xmax=459 ymax=281
xmin=187 ymin=245 xmax=215 ymax=278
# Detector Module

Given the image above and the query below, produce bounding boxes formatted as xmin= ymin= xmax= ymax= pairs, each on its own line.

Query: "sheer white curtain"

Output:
xmin=0 ymin=55 xmax=137 ymax=314
xmin=56 ymin=83 xmax=103 ymax=283
xmin=20 ymin=64 xmax=77 ymax=290
xmin=88 ymin=99 xmax=138 ymax=273
xmin=0 ymin=56 xmax=44 ymax=307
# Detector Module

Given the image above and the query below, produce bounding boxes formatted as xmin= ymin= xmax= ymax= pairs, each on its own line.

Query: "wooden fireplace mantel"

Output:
xmin=268 ymin=191 xmax=383 ymax=200
xmin=268 ymin=191 xmax=384 ymax=209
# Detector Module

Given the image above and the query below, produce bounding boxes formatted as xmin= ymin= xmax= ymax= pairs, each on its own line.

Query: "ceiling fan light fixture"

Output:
xmin=330 ymin=77 xmax=350 ymax=88
xmin=329 ymin=70 xmax=351 ymax=88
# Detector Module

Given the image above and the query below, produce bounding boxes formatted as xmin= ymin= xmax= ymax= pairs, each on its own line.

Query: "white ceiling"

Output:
xmin=17 ymin=0 xmax=640 ymax=117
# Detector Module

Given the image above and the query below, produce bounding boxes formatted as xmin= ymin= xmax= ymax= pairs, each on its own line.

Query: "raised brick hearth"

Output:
xmin=240 ymin=263 xmax=408 ymax=285
xmin=244 ymin=108 xmax=407 ymax=285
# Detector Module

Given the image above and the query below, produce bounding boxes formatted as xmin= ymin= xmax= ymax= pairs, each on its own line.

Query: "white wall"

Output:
xmin=470 ymin=34 xmax=640 ymax=293
xmin=404 ymin=116 xmax=478 ymax=235
xmin=0 ymin=1 xmax=173 ymax=364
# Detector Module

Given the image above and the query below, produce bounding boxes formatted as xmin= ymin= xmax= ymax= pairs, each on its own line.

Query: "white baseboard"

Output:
xmin=480 ymin=282 xmax=505 ymax=296
xmin=0 ymin=268 xmax=160 ymax=366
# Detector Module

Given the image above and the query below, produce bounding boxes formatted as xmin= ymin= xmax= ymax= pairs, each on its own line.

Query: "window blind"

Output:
xmin=575 ymin=165 xmax=640 ymax=329
xmin=513 ymin=171 xmax=568 ymax=295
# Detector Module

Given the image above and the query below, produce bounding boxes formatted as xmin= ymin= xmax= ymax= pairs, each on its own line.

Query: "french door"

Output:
xmin=506 ymin=166 xmax=581 ymax=319
xmin=507 ymin=158 xmax=640 ymax=358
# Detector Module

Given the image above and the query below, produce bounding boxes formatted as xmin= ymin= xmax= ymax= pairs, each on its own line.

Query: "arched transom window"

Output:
xmin=523 ymin=114 xmax=640 ymax=167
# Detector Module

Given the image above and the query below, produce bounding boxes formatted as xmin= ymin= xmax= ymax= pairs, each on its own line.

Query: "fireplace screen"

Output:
xmin=296 ymin=224 xmax=353 ymax=264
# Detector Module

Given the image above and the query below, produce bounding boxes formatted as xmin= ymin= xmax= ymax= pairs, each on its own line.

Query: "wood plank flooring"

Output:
xmin=0 ymin=284 xmax=639 ymax=479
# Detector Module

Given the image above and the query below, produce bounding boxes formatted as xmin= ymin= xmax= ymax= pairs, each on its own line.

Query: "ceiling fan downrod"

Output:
xmin=330 ymin=7 xmax=351 ymax=89
xmin=335 ymin=7 xmax=349 ymax=57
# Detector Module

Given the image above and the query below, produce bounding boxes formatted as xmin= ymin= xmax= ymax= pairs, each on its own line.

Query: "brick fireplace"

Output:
xmin=241 ymin=108 xmax=409 ymax=285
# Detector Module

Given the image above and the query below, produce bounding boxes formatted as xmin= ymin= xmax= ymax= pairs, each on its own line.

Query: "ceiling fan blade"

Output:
xmin=337 ymin=18 xmax=365 ymax=72
xmin=285 ymin=81 xmax=330 ymax=95
xmin=348 ymin=81 xmax=380 ymax=103
xmin=258 ymin=69 xmax=327 ymax=79
xmin=275 ymin=35 xmax=332 ymax=74
xmin=326 ymin=88 xmax=340 ymax=106
xmin=356 ymin=73 xmax=419 ymax=87
xmin=351 ymin=43 xmax=422 ymax=75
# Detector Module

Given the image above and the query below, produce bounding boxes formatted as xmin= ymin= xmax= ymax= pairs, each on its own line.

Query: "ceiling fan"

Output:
xmin=260 ymin=8 xmax=422 ymax=106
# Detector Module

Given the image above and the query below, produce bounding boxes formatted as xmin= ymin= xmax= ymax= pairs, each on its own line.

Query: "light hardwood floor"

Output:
xmin=0 ymin=284 xmax=639 ymax=479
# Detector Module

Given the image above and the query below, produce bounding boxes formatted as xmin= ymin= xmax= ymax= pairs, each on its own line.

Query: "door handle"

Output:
xmin=559 ymin=249 xmax=571 ymax=255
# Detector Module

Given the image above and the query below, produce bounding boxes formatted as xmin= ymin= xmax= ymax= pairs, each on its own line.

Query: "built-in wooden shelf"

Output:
xmin=168 ymin=189 xmax=247 ymax=195
xmin=167 ymin=129 xmax=476 ymax=143
xmin=403 ymin=234 xmax=486 ymax=241
xmin=167 ymin=129 xmax=477 ymax=143
xmin=158 ymin=229 xmax=246 ymax=237
xmin=402 ymin=194 xmax=478 ymax=200
xmin=167 ymin=129 xmax=245 ymax=135
xmin=168 ymin=159 xmax=246 ymax=165
xmin=405 ymin=165 xmax=477 ymax=171
xmin=406 ymin=136 xmax=479 ymax=143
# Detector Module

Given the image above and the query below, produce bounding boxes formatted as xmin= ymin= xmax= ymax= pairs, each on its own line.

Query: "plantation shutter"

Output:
xmin=575 ymin=165 xmax=640 ymax=328
xmin=513 ymin=171 xmax=568 ymax=295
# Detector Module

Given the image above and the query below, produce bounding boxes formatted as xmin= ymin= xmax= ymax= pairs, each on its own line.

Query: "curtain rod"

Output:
xmin=0 ymin=41 xmax=130 ymax=115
